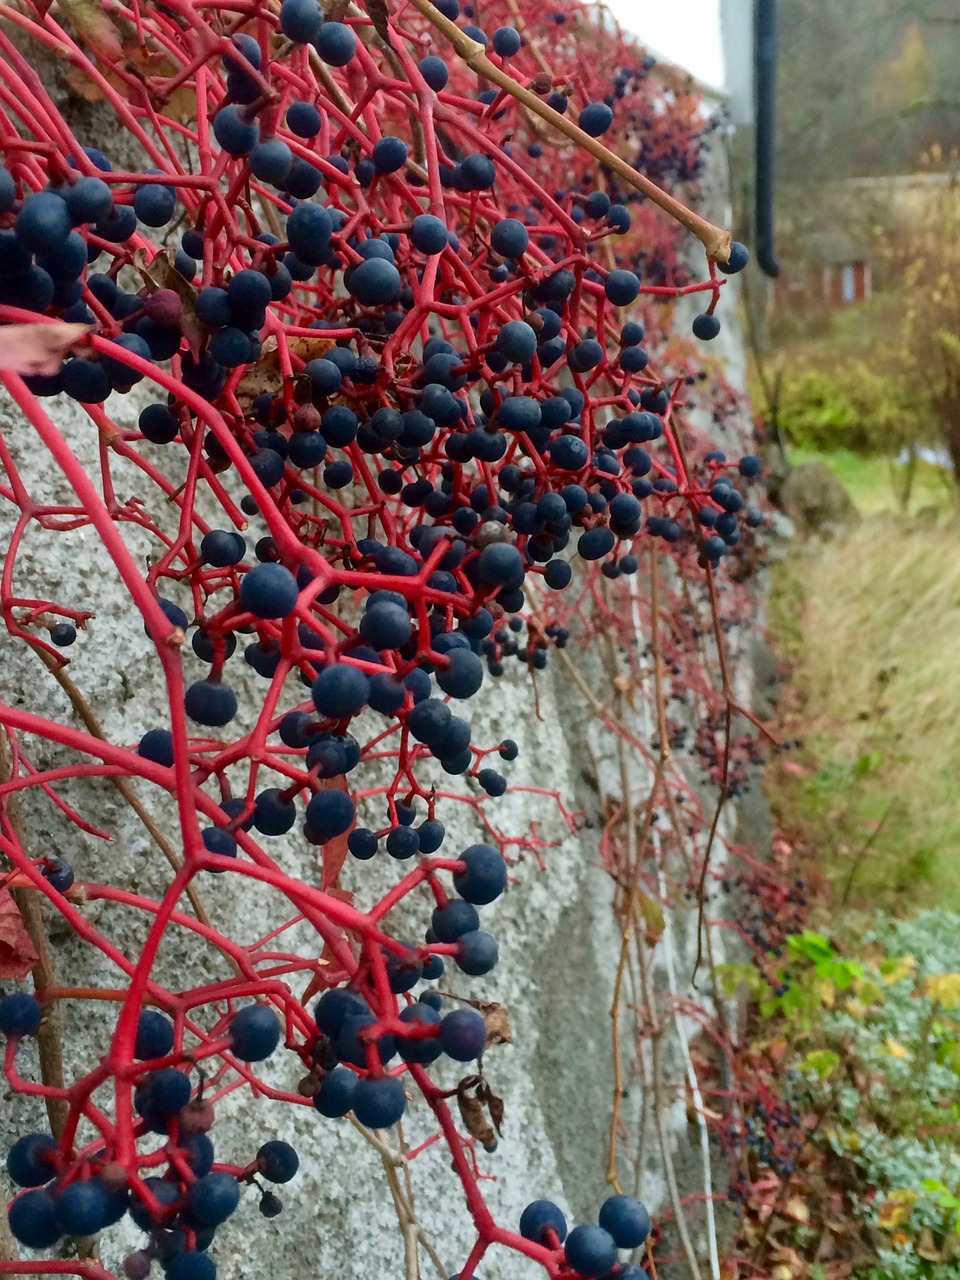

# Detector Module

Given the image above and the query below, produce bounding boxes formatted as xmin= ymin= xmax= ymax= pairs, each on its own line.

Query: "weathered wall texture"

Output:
xmin=0 ymin=121 xmax=763 ymax=1280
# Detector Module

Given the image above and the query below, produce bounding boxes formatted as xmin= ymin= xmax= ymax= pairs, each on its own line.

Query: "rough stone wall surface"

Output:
xmin=0 ymin=128 xmax=764 ymax=1280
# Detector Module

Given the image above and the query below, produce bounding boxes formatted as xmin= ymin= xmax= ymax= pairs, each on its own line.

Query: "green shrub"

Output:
xmin=779 ymin=363 xmax=921 ymax=455
xmin=726 ymin=912 xmax=960 ymax=1280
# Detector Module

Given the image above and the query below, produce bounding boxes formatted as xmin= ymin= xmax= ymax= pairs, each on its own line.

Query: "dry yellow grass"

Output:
xmin=769 ymin=515 xmax=960 ymax=911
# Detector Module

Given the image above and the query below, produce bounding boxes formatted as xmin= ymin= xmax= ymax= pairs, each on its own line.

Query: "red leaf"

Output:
xmin=0 ymin=889 xmax=39 ymax=979
xmin=299 ymin=780 xmax=358 ymax=1006
xmin=0 ymin=322 xmax=92 ymax=375
xmin=320 ymin=775 xmax=355 ymax=892
xmin=781 ymin=760 xmax=810 ymax=777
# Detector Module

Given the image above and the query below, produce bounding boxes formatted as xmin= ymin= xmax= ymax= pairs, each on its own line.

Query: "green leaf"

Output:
xmin=827 ymin=958 xmax=865 ymax=990
xmin=716 ymin=962 xmax=763 ymax=998
xmin=781 ymin=984 xmax=807 ymax=1015
xmin=802 ymin=1048 xmax=840 ymax=1078
xmin=922 ymin=1179 xmax=948 ymax=1193
xmin=787 ymin=931 xmax=835 ymax=964
xmin=855 ymin=979 xmax=884 ymax=1006
xmin=855 ymin=750 xmax=883 ymax=776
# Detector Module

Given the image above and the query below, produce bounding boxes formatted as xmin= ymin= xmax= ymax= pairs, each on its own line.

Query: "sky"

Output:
xmin=599 ymin=0 xmax=726 ymax=89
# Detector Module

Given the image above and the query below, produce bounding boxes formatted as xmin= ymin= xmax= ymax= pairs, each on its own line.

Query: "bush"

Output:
xmin=779 ymin=362 xmax=921 ymax=455
xmin=726 ymin=914 xmax=960 ymax=1280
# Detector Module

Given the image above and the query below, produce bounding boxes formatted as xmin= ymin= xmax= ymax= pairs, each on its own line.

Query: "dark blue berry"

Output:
xmin=184 ymin=680 xmax=238 ymax=728
xmin=240 ymin=562 xmax=299 ymax=618
xmin=280 ymin=0 xmax=323 ymax=41
xmin=0 ymin=993 xmax=41 ymax=1036
xmin=563 ymin=1225 xmax=618 ymax=1277
xmin=419 ymin=55 xmax=449 ymax=89
xmin=6 ymin=1133 xmax=57 ymax=1188
xmin=348 ymin=257 xmax=401 ymax=306
xmin=7 ymin=1188 xmax=61 ymax=1248
xmin=287 ymin=101 xmax=322 ymax=137
xmin=312 ymin=663 xmax=369 ymax=717
xmin=314 ymin=21 xmax=356 ymax=65
xmin=453 ymin=844 xmax=506 ymax=903
xmin=312 ymin=1067 xmax=357 ymax=1116
xmin=304 ymin=789 xmax=355 ymax=842
xmin=213 ymin=105 xmax=259 ymax=155
xmin=185 ymin=1172 xmax=240 ymax=1226
xmin=598 ymin=1194 xmax=650 ymax=1248
xmin=439 ymin=1009 xmax=486 ymax=1060
xmin=15 ymin=192 xmax=70 ymax=254
xmin=578 ymin=102 xmax=613 ymax=136
xmin=256 ymin=1140 xmax=300 ymax=1183
xmin=520 ymin=1199 xmax=567 ymax=1244
xmin=352 ymin=1076 xmax=406 ymax=1128
xmin=492 ymin=25 xmax=521 ymax=55
xmin=135 ymin=1009 xmax=174 ymax=1059
xmin=228 ymin=1004 xmax=282 ymax=1061
xmin=692 ymin=312 xmax=721 ymax=341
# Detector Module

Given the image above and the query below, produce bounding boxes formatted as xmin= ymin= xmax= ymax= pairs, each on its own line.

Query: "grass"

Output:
xmin=767 ymin=496 xmax=960 ymax=914
xmin=751 ymin=279 xmax=960 ymax=910
xmin=786 ymin=447 xmax=955 ymax=516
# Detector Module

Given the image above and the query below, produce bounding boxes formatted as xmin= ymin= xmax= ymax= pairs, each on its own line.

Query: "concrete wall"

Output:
xmin=0 ymin=97 xmax=764 ymax=1280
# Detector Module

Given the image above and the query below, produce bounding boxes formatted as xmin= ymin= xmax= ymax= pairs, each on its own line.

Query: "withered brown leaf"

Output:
xmin=456 ymin=1076 xmax=496 ymax=1149
xmin=133 ymin=247 xmax=204 ymax=357
xmin=364 ymin=0 xmax=393 ymax=47
xmin=476 ymin=1080 xmax=505 ymax=1136
xmin=477 ymin=1000 xmax=512 ymax=1047
xmin=234 ymin=333 xmax=334 ymax=407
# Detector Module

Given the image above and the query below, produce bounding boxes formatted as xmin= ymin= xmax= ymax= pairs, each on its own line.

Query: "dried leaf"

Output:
xmin=924 ymin=972 xmax=960 ymax=1010
xmin=65 ymin=57 xmax=197 ymax=119
xmin=877 ymin=1189 xmax=918 ymax=1229
xmin=64 ymin=64 xmax=106 ymax=102
xmin=133 ymin=247 xmax=203 ymax=357
xmin=612 ymin=673 xmax=637 ymax=710
xmin=287 ymin=335 xmax=338 ymax=362
xmin=477 ymin=1000 xmax=512 ymax=1047
xmin=235 ymin=339 xmax=283 ymax=406
xmin=634 ymin=889 xmax=664 ymax=943
xmin=917 ymin=1225 xmax=941 ymax=1261
xmin=785 ymin=1197 xmax=810 ymax=1225
xmin=0 ymin=889 xmax=40 ymax=979
xmin=159 ymin=85 xmax=200 ymax=121
xmin=0 ymin=322 xmax=93 ymax=376
xmin=456 ymin=1078 xmax=496 ymax=1149
xmin=476 ymin=1080 xmax=505 ymax=1135
xmin=234 ymin=333 xmax=335 ymax=407
xmin=363 ymin=0 xmax=393 ymax=47
xmin=880 ymin=953 xmax=917 ymax=985
xmin=54 ymin=0 xmax=125 ymax=61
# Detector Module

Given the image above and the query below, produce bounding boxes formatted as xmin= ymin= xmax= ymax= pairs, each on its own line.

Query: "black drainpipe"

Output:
xmin=754 ymin=0 xmax=780 ymax=277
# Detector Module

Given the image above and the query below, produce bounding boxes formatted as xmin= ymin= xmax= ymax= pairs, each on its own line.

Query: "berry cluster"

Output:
xmin=519 ymin=1193 xmax=652 ymax=1278
xmin=0 ymin=0 xmax=763 ymax=1272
